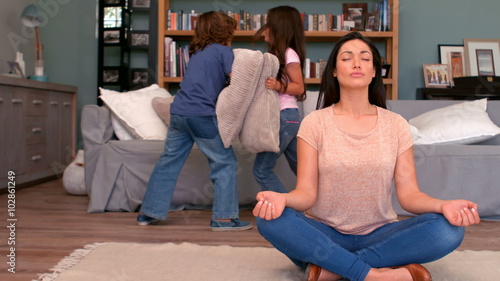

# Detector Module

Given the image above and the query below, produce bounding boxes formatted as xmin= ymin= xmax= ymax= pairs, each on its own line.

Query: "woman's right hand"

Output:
xmin=252 ymin=191 xmax=286 ymax=220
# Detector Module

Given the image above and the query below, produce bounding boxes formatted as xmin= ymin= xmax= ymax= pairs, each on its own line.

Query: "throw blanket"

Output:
xmin=216 ymin=48 xmax=280 ymax=153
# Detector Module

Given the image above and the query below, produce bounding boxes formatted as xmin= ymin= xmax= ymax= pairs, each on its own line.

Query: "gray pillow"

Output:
xmin=152 ymin=96 xmax=175 ymax=127
xmin=216 ymin=48 xmax=264 ymax=148
xmin=239 ymin=52 xmax=280 ymax=153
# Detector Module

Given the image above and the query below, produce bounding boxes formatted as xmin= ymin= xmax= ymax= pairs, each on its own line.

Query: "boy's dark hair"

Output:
xmin=255 ymin=6 xmax=306 ymax=101
xmin=189 ymin=11 xmax=237 ymax=56
xmin=317 ymin=31 xmax=386 ymax=109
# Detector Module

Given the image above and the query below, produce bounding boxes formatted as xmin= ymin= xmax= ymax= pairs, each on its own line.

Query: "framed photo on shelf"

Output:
xmin=103 ymin=67 xmax=120 ymax=83
xmin=464 ymin=38 xmax=500 ymax=76
xmin=103 ymin=29 xmax=121 ymax=44
xmin=381 ymin=64 xmax=391 ymax=78
xmin=438 ymin=44 xmax=466 ymax=80
xmin=130 ymin=68 xmax=149 ymax=89
xmin=130 ymin=0 xmax=150 ymax=10
xmin=423 ymin=64 xmax=452 ymax=88
xmin=364 ymin=12 xmax=378 ymax=31
xmin=130 ymin=31 xmax=149 ymax=47
xmin=343 ymin=3 xmax=368 ymax=21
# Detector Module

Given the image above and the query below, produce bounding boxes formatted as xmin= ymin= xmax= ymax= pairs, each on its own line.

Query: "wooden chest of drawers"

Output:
xmin=0 ymin=76 xmax=77 ymax=188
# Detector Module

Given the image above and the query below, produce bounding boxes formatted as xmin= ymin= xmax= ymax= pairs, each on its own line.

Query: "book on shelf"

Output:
xmin=164 ymin=37 xmax=190 ymax=77
xmin=167 ymin=9 xmax=199 ymax=31
xmin=164 ymin=5 xmax=391 ymax=32
xmin=304 ymin=58 xmax=327 ymax=79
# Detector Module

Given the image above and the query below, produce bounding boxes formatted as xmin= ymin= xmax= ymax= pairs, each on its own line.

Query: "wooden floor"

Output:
xmin=1 ymin=179 xmax=499 ymax=281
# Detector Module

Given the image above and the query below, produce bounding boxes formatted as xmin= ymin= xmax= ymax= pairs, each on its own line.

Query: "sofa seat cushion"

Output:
xmin=87 ymin=140 xmax=280 ymax=212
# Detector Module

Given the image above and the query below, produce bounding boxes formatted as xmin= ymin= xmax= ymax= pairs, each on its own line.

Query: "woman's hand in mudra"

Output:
xmin=442 ymin=200 xmax=480 ymax=226
xmin=252 ymin=191 xmax=286 ymax=220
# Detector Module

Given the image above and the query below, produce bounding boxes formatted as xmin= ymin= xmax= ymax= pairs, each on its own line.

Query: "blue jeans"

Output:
xmin=257 ymin=208 xmax=464 ymax=281
xmin=140 ymin=114 xmax=239 ymax=220
xmin=253 ymin=108 xmax=301 ymax=193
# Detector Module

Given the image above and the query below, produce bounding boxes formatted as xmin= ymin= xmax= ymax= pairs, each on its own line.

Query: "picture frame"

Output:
xmin=103 ymin=28 xmax=121 ymax=44
xmin=438 ymin=44 xmax=466 ymax=80
xmin=343 ymin=3 xmax=368 ymax=21
xmin=130 ymin=68 xmax=149 ymax=89
xmin=103 ymin=67 xmax=120 ymax=83
xmin=475 ymin=49 xmax=495 ymax=76
xmin=130 ymin=0 xmax=150 ymax=10
xmin=130 ymin=31 xmax=149 ymax=47
xmin=381 ymin=64 xmax=391 ymax=79
xmin=423 ymin=64 xmax=452 ymax=88
xmin=364 ymin=12 xmax=379 ymax=31
xmin=464 ymin=38 xmax=500 ymax=76
xmin=103 ymin=0 xmax=124 ymax=6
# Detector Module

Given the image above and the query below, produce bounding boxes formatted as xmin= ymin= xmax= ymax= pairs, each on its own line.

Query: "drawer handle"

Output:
xmin=32 ymin=127 xmax=42 ymax=133
xmin=32 ymin=155 xmax=42 ymax=161
xmin=33 ymin=99 xmax=43 ymax=105
xmin=63 ymin=102 xmax=72 ymax=106
xmin=12 ymin=98 xmax=23 ymax=104
xmin=50 ymin=101 xmax=59 ymax=106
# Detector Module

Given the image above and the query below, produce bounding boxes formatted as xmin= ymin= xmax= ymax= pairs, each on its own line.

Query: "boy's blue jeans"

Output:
xmin=253 ymin=108 xmax=301 ymax=193
xmin=257 ymin=208 xmax=464 ymax=281
xmin=140 ymin=114 xmax=239 ymax=220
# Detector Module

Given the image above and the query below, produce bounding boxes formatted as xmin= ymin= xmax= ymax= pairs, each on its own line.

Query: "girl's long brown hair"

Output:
xmin=189 ymin=11 xmax=237 ymax=56
xmin=255 ymin=6 xmax=307 ymax=101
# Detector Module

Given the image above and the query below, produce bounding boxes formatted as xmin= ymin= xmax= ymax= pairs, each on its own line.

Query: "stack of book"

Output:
xmin=304 ymin=59 xmax=327 ymax=79
xmin=164 ymin=37 xmax=189 ymax=77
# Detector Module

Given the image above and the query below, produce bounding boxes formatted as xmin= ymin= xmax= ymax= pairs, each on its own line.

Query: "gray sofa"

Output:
xmin=82 ymin=98 xmax=500 ymax=217
xmin=387 ymin=100 xmax=500 ymax=217
xmin=82 ymin=104 xmax=296 ymax=213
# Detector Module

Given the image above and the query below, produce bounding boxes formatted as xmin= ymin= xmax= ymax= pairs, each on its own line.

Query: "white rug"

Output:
xmin=35 ymin=242 xmax=500 ymax=281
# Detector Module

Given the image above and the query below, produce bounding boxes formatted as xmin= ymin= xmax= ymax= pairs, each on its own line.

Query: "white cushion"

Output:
xmin=409 ymin=124 xmax=422 ymax=142
xmin=99 ymin=84 xmax=172 ymax=140
xmin=62 ymin=149 xmax=86 ymax=196
xmin=409 ymin=99 xmax=500 ymax=145
xmin=302 ymin=90 xmax=319 ymax=117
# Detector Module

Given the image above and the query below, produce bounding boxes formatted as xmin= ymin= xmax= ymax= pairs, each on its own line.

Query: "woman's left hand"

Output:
xmin=441 ymin=200 xmax=480 ymax=226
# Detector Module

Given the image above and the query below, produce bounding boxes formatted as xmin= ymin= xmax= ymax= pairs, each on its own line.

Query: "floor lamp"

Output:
xmin=21 ymin=4 xmax=47 ymax=81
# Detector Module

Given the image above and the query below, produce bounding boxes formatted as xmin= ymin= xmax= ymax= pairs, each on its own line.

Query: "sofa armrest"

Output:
xmin=81 ymin=105 xmax=114 ymax=193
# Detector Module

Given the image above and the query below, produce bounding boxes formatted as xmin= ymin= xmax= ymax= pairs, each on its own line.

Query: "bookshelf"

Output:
xmin=157 ymin=0 xmax=399 ymax=99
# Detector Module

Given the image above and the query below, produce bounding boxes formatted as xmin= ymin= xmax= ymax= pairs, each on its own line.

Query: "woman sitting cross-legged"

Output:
xmin=252 ymin=31 xmax=480 ymax=281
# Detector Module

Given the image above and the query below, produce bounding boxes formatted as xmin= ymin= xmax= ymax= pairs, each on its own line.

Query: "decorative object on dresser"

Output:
xmin=0 ymin=76 xmax=77 ymax=189
xmin=20 ymin=4 xmax=48 ymax=82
